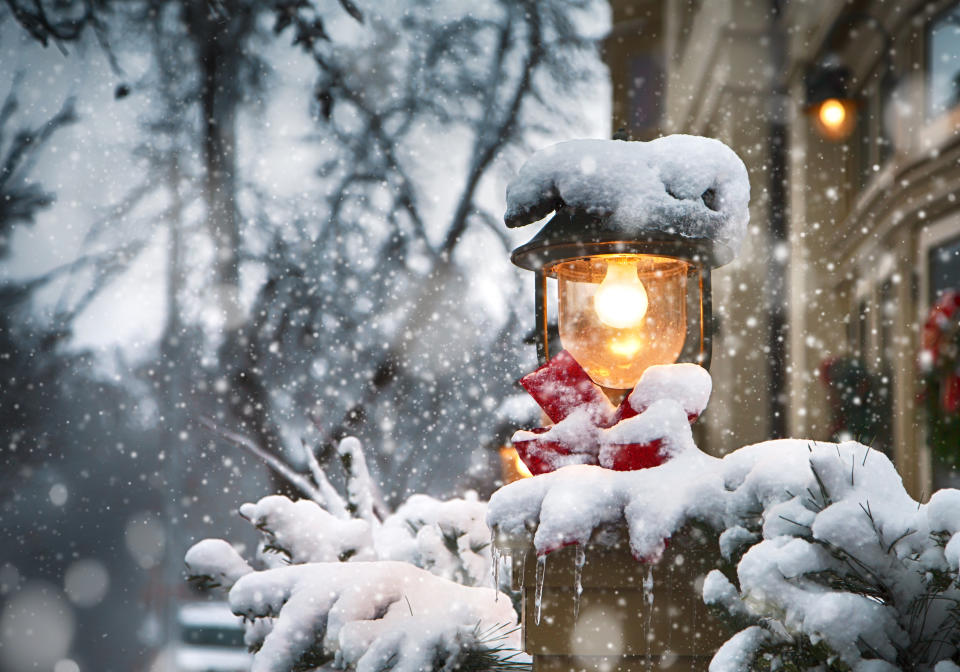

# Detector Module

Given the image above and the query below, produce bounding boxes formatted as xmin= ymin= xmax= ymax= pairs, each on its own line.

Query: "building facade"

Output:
xmin=606 ymin=0 xmax=960 ymax=498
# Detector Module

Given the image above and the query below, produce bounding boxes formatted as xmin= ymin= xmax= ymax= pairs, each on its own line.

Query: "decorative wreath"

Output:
xmin=919 ymin=290 xmax=960 ymax=465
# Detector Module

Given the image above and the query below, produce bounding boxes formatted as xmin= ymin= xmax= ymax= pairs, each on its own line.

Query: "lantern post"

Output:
xmin=491 ymin=136 xmax=751 ymax=671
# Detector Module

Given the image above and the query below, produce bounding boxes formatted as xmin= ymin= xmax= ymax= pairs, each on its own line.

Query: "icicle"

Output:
xmin=573 ymin=543 xmax=585 ymax=621
xmin=534 ymin=554 xmax=547 ymax=625
xmin=643 ymin=566 xmax=654 ymax=606
xmin=642 ymin=565 xmax=654 ymax=671
xmin=492 ymin=543 xmax=500 ymax=601
xmin=519 ymin=549 xmax=528 ymax=589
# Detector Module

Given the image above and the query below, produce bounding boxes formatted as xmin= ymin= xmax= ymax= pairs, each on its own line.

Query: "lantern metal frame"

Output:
xmin=510 ymin=207 xmax=721 ymax=374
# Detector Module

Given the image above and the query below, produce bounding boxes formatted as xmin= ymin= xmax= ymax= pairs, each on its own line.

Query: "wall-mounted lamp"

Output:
xmin=804 ymin=12 xmax=896 ymax=143
xmin=805 ymin=61 xmax=858 ymax=141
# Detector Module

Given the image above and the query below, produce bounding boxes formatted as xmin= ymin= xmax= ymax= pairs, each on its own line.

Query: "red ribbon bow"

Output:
xmin=513 ymin=350 xmax=708 ymax=475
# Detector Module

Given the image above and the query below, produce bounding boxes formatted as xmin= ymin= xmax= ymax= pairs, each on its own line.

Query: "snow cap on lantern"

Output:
xmin=504 ymin=135 xmax=750 ymax=389
xmin=505 ymin=135 xmax=750 ymax=268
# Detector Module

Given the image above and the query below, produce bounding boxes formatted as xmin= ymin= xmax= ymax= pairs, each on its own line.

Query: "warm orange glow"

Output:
xmin=513 ymin=451 xmax=532 ymax=478
xmin=811 ymin=98 xmax=857 ymax=141
xmin=609 ymin=336 xmax=643 ymax=358
xmin=553 ymin=254 xmax=688 ymax=390
xmin=818 ymin=98 xmax=846 ymax=128
xmin=500 ymin=446 xmax=532 ymax=482
xmin=594 ymin=258 xmax=648 ymax=328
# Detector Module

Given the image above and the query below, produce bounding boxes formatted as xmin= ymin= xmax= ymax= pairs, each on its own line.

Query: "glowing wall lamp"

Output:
xmin=804 ymin=12 xmax=897 ymax=143
xmin=805 ymin=61 xmax=858 ymax=141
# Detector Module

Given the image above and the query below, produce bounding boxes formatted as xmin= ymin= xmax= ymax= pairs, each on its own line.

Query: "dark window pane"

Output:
xmin=927 ymin=233 xmax=960 ymax=489
xmin=928 ymin=234 xmax=960 ymax=301
xmin=928 ymin=6 xmax=960 ymax=118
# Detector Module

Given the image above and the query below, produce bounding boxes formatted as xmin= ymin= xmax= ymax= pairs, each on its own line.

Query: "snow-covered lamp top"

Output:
xmin=504 ymin=135 xmax=750 ymax=268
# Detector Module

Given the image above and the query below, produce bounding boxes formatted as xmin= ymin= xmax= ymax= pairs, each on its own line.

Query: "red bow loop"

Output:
xmin=513 ymin=351 xmax=706 ymax=475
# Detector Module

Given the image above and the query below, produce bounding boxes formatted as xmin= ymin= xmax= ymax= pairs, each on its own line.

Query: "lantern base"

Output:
xmin=506 ymin=528 xmax=726 ymax=672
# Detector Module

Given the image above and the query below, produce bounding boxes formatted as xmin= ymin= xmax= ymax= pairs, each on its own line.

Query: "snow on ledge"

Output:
xmin=488 ymin=447 xmax=720 ymax=560
xmin=488 ymin=439 xmax=958 ymax=563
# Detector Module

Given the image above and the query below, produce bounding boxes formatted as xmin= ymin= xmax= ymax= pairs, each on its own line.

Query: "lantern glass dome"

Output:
xmin=553 ymin=254 xmax=688 ymax=389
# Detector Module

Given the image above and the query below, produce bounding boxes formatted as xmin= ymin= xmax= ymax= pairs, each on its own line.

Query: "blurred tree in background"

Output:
xmin=0 ymin=1 xmax=607 ymax=669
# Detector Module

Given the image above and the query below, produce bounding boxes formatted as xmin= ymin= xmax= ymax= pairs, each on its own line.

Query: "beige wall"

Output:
xmin=662 ymin=0 xmax=778 ymax=455
xmin=607 ymin=0 xmax=960 ymax=497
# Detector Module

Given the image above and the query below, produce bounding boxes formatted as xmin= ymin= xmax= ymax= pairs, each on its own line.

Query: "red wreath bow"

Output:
xmin=921 ymin=290 xmax=960 ymax=413
xmin=512 ymin=350 xmax=711 ymax=475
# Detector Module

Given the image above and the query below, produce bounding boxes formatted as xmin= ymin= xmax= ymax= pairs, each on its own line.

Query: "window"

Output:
xmin=927 ymin=4 xmax=960 ymax=119
xmin=928 ymin=233 xmax=960 ymax=301
xmin=927 ymin=233 xmax=960 ymax=489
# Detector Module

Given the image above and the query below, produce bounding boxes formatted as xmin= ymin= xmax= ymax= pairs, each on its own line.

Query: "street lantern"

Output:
xmin=498 ymin=135 xmax=749 ymax=672
xmin=805 ymin=60 xmax=858 ymax=141
xmin=509 ymin=207 xmax=725 ymax=391
xmin=504 ymin=136 xmax=748 ymax=395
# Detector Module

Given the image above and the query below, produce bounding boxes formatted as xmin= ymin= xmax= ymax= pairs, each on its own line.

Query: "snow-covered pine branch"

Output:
xmin=185 ymin=435 xmax=524 ymax=672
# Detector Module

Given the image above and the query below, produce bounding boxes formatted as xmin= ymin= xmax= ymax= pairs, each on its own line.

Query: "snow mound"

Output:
xmin=488 ymin=447 xmax=719 ymax=558
xmin=624 ymin=362 xmax=711 ymax=418
xmin=504 ymin=136 xmax=750 ymax=259
xmin=184 ymin=539 xmax=252 ymax=589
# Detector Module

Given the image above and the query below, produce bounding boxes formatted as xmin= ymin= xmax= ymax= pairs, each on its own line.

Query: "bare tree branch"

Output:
xmin=200 ymin=416 xmax=325 ymax=504
xmin=300 ymin=438 xmax=350 ymax=519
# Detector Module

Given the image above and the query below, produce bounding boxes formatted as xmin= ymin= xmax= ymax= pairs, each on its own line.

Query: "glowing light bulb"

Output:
xmin=593 ymin=258 xmax=648 ymax=329
xmin=818 ymin=98 xmax=846 ymax=130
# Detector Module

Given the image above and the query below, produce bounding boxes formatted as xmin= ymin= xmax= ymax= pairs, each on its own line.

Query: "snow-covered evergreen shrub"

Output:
xmin=704 ymin=442 xmax=960 ymax=671
xmin=185 ymin=437 xmax=524 ymax=672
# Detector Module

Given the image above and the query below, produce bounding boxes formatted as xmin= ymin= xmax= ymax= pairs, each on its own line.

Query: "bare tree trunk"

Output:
xmin=181 ymin=0 xmax=292 ymax=493
xmin=185 ymin=0 xmax=245 ymax=326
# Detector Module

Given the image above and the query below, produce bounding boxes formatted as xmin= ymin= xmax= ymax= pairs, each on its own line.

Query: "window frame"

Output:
xmin=917 ymin=212 xmax=960 ymax=489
